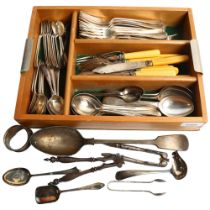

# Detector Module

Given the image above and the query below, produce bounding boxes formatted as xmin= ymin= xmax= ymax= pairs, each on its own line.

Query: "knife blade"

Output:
xmin=92 ymin=61 xmax=153 ymax=74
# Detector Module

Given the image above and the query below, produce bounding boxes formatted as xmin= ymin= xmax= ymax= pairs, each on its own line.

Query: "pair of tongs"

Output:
xmin=107 ymin=179 xmax=166 ymax=196
xmin=45 ymin=152 xmax=168 ymax=167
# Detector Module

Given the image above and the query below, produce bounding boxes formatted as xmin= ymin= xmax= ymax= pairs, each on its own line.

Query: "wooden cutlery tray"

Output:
xmin=14 ymin=6 xmax=207 ymax=130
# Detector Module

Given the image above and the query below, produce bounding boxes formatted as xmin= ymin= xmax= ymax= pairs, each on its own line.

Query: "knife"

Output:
xmin=92 ymin=61 xmax=153 ymax=74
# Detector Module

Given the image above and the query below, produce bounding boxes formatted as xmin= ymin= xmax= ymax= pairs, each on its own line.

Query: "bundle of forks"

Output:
xmin=79 ymin=11 xmax=176 ymax=40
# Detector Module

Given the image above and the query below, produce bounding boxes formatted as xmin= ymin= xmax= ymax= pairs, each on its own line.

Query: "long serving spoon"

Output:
xmin=115 ymin=151 xmax=187 ymax=180
xmin=4 ymin=125 xmax=189 ymax=156
xmin=35 ymin=182 xmax=104 ymax=204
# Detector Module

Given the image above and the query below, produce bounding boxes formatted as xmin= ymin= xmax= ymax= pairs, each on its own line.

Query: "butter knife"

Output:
xmin=92 ymin=61 xmax=153 ymax=74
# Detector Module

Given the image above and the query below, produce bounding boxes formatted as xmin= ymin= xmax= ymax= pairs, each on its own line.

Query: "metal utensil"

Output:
xmin=92 ymin=86 xmax=143 ymax=102
xmin=48 ymin=155 xmax=124 ymax=186
xmin=45 ymin=152 xmax=168 ymax=167
xmin=3 ymin=125 xmax=189 ymax=156
xmin=116 ymin=151 xmax=187 ymax=180
xmin=71 ymin=93 xmax=161 ymax=116
xmin=77 ymin=50 xmax=161 ymax=72
xmin=136 ymin=95 xmax=194 ymax=117
xmin=103 ymin=94 xmax=194 ymax=117
xmin=141 ymin=86 xmax=193 ymax=101
xmin=92 ymin=55 xmax=189 ymax=74
xmin=78 ymin=11 xmax=175 ymax=40
xmin=40 ymin=64 xmax=64 ymax=114
xmin=107 ymin=179 xmax=166 ymax=196
xmin=31 ymin=70 xmax=47 ymax=114
xmin=35 ymin=182 xmax=104 ymax=204
xmin=2 ymin=167 xmax=79 ymax=186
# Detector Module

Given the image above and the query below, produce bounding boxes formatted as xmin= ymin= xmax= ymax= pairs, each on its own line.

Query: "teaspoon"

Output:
xmin=2 ymin=167 xmax=79 ymax=186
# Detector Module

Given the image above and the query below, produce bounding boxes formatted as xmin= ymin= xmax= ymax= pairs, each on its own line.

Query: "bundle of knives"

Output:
xmin=76 ymin=50 xmax=189 ymax=76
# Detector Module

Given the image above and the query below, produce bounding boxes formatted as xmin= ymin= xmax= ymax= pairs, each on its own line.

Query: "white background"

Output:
xmin=0 ymin=0 xmax=210 ymax=209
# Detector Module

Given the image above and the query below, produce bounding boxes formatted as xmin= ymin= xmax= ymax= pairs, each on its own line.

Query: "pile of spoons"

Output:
xmin=71 ymin=85 xmax=194 ymax=117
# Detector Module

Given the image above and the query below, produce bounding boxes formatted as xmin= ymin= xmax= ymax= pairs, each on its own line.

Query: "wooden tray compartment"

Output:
xmin=76 ymin=7 xmax=195 ymax=40
xmin=74 ymin=41 xmax=196 ymax=76
xmin=14 ymin=6 xmax=207 ymax=130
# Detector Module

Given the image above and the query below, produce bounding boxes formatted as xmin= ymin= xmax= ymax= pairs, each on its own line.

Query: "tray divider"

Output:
xmin=64 ymin=11 xmax=78 ymax=115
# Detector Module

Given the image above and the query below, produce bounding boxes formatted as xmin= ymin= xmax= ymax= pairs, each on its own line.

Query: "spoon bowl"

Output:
xmin=71 ymin=93 xmax=100 ymax=115
xmin=34 ymin=94 xmax=47 ymax=114
xmin=3 ymin=168 xmax=31 ymax=186
xmin=158 ymin=95 xmax=194 ymax=117
xmin=94 ymin=86 xmax=143 ymax=102
xmin=47 ymin=95 xmax=64 ymax=114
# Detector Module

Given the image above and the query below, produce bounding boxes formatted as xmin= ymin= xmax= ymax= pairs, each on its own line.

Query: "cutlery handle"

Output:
xmin=61 ymin=182 xmax=105 ymax=193
xmin=124 ymin=50 xmax=160 ymax=60
xmin=115 ymin=170 xmax=167 ymax=180
xmin=152 ymin=55 xmax=189 ymax=66
xmin=135 ymin=67 xmax=178 ymax=76
xmin=45 ymin=156 xmax=108 ymax=163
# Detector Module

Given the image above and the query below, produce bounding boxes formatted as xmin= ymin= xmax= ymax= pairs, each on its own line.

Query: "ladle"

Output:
xmin=115 ymin=151 xmax=187 ymax=180
xmin=2 ymin=167 xmax=79 ymax=186
xmin=92 ymin=86 xmax=143 ymax=102
xmin=35 ymin=182 xmax=104 ymax=204
xmin=4 ymin=125 xmax=189 ymax=156
xmin=71 ymin=93 xmax=161 ymax=116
